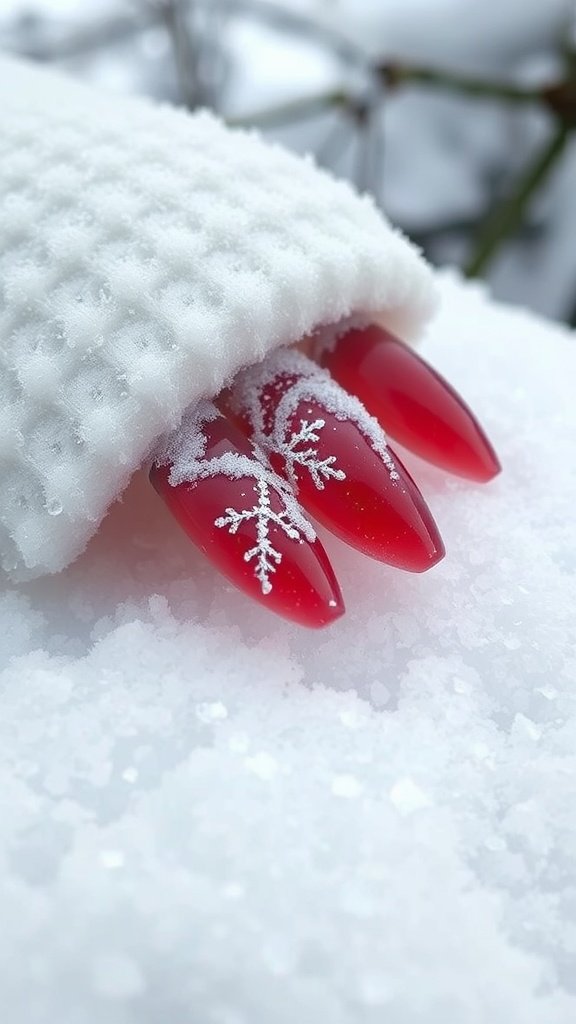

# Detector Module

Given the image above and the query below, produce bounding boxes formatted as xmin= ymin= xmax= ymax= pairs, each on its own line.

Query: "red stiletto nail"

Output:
xmin=319 ymin=324 xmax=501 ymax=483
xmin=149 ymin=402 xmax=344 ymax=628
xmin=227 ymin=351 xmax=445 ymax=572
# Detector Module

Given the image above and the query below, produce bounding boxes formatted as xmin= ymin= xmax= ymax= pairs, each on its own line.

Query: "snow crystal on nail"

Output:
xmin=231 ymin=347 xmax=400 ymax=490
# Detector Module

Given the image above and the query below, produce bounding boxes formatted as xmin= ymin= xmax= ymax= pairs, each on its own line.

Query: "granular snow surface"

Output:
xmin=1 ymin=273 xmax=575 ymax=1022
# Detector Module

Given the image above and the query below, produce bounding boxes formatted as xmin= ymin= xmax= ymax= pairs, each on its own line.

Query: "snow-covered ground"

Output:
xmin=1 ymin=273 xmax=575 ymax=1022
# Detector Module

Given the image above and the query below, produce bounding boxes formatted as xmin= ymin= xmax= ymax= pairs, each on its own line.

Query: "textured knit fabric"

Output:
xmin=0 ymin=55 xmax=436 ymax=581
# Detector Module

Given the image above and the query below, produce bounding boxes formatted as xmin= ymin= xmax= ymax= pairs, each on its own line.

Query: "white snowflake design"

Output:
xmin=153 ymin=401 xmax=315 ymax=597
xmin=215 ymin=477 xmax=301 ymax=595
xmin=230 ymin=347 xmax=399 ymax=491
xmin=281 ymin=417 xmax=346 ymax=490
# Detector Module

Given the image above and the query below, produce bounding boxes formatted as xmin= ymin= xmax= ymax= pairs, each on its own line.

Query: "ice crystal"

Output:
xmin=280 ymin=417 xmax=346 ymax=490
xmin=216 ymin=477 xmax=302 ymax=595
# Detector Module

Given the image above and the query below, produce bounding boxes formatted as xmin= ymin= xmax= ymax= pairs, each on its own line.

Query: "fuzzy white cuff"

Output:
xmin=0 ymin=55 xmax=436 ymax=581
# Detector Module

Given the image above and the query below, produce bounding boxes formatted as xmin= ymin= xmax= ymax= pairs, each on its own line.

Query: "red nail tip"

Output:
xmin=320 ymin=325 xmax=501 ymax=483
xmin=229 ymin=351 xmax=445 ymax=573
xmin=149 ymin=404 xmax=344 ymax=629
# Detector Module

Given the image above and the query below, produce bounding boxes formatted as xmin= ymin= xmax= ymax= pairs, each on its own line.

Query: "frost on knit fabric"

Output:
xmin=1 ymin=275 xmax=575 ymax=1023
xmin=0 ymin=55 xmax=435 ymax=581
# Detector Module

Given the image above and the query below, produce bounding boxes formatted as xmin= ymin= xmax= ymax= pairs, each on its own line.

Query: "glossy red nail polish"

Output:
xmin=149 ymin=403 xmax=344 ymax=628
xmin=320 ymin=325 xmax=501 ymax=482
xmin=228 ymin=352 xmax=445 ymax=572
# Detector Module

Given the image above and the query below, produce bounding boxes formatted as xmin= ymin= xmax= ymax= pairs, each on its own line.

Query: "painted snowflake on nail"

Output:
xmin=154 ymin=401 xmax=315 ymax=599
xmin=215 ymin=477 xmax=302 ymax=595
xmin=280 ymin=417 xmax=346 ymax=490
xmin=231 ymin=348 xmax=399 ymax=496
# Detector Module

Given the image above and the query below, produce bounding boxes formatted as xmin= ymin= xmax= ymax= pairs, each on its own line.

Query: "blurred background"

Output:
xmin=2 ymin=0 xmax=576 ymax=324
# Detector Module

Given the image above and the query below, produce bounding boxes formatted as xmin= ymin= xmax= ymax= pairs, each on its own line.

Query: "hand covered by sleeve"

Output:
xmin=0 ymin=54 xmax=436 ymax=583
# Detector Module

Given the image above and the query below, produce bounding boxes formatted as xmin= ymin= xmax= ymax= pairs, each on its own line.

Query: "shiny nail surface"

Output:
xmin=320 ymin=324 xmax=501 ymax=482
xmin=149 ymin=402 xmax=344 ymax=628
xmin=228 ymin=350 xmax=445 ymax=572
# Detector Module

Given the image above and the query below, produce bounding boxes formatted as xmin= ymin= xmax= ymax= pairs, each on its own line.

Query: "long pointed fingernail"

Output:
xmin=149 ymin=402 xmax=344 ymax=628
xmin=319 ymin=324 xmax=501 ymax=483
xmin=227 ymin=351 xmax=445 ymax=572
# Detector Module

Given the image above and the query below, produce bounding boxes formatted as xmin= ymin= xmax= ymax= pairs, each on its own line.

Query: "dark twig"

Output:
xmin=409 ymin=216 xmax=543 ymax=251
xmin=352 ymin=91 xmax=386 ymax=206
xmin=204 ymin=0 xmax=369 ymax=68
xmin=316 ymin=115 xmax=355 ymax=168
xmin=380 ymin=62 xmax=542 ymax=105
xmin=464 ymin=123 xmax=571 ymax=278
xmin=229 ymin=90 xmax=351 ymax=129
xmin=160 ymin=0 xmax=204 ymax=109
xmin=12 ymin=8 xmax=157 ymax=61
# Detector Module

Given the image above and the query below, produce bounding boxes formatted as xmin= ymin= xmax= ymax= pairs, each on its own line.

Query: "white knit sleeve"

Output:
xmin=0 ymin=55 xmax=436 ymax=581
